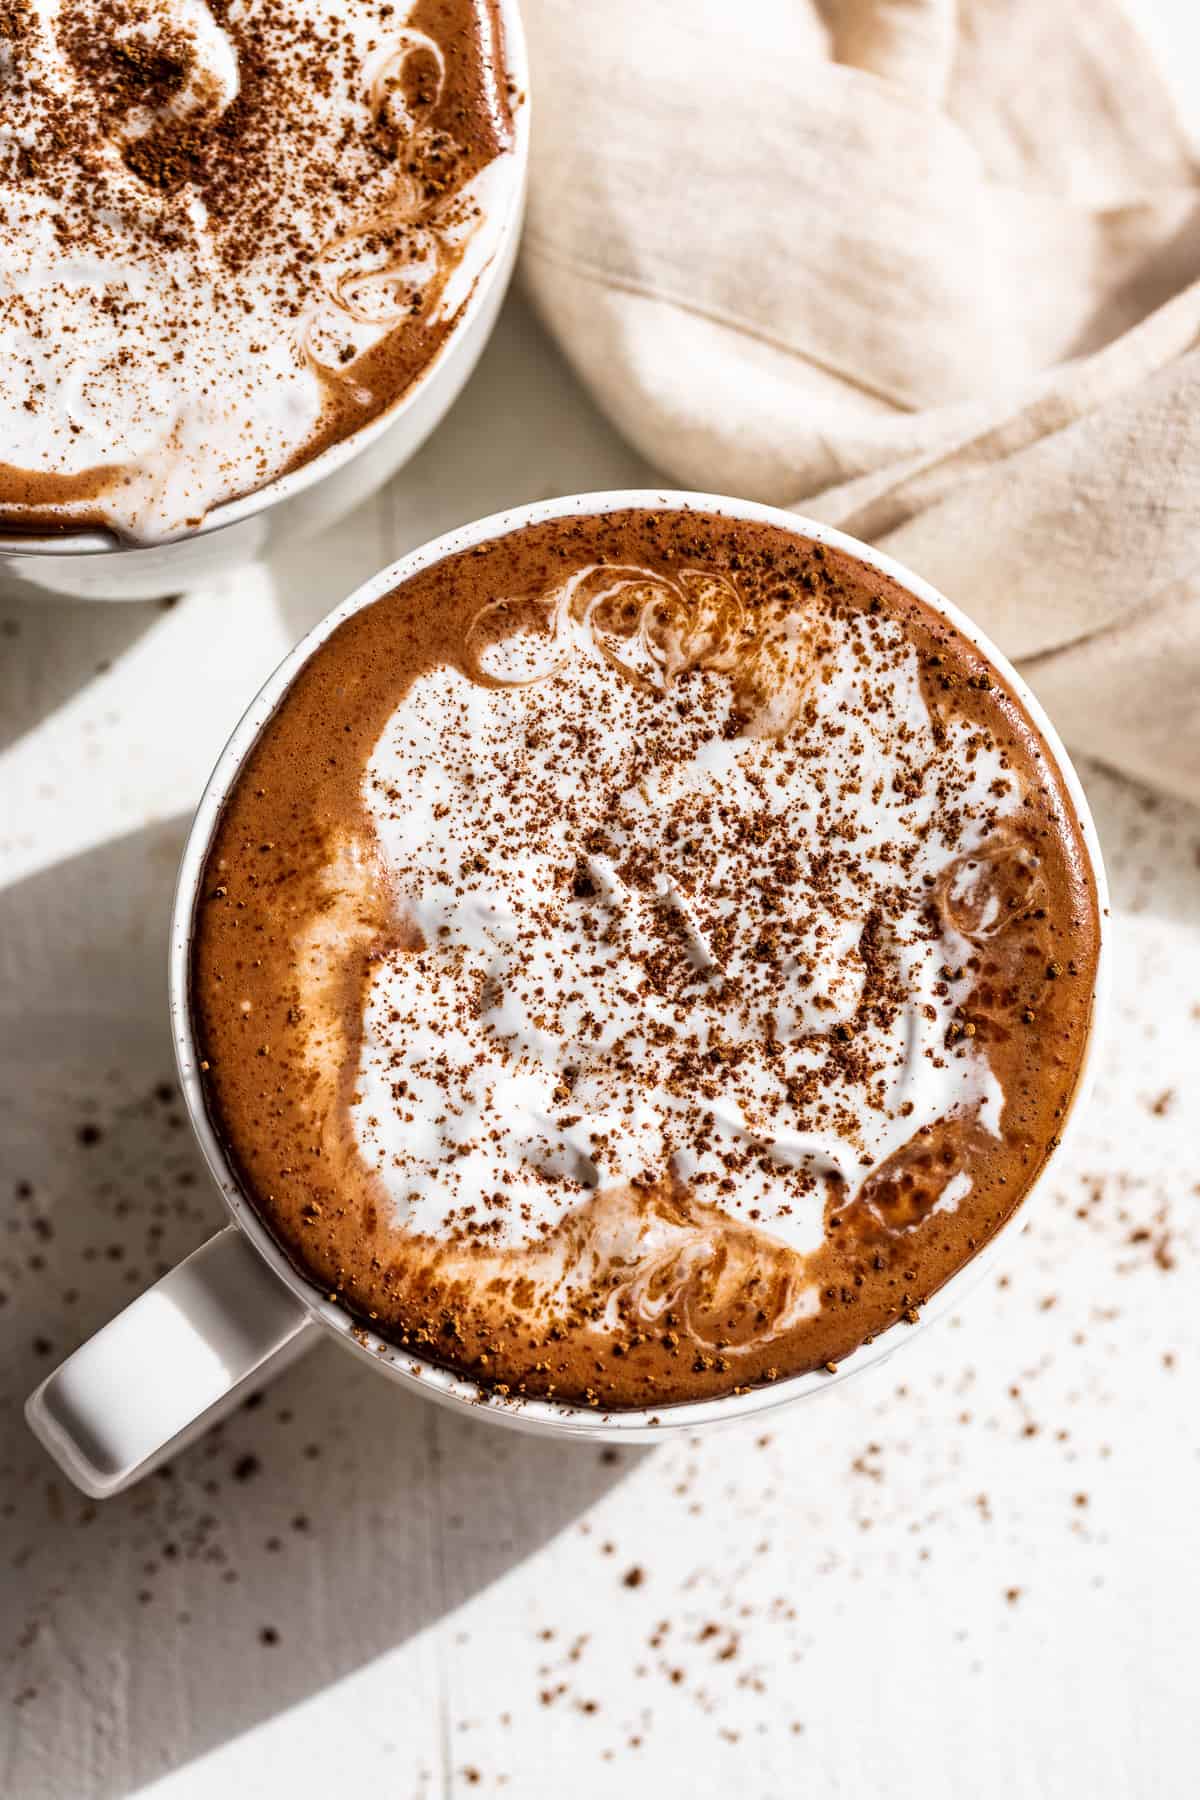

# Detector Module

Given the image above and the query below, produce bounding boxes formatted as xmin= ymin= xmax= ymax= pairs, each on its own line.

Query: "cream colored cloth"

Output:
xmin=520 ymin=0 xmax=1200 ymax=800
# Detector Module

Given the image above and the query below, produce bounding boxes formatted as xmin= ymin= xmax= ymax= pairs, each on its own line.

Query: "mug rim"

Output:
xmin=0 ymin=0 xmax=530 ymax=563
xmin=168 ymin=488 xmax=1112 ymax=1440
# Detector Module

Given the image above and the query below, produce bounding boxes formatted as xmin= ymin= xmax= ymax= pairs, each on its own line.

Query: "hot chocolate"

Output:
xmin=191 ymin=508 xmax=1101 ymax=1409
xmin=0 ymin=0 xmax=517 ymax=542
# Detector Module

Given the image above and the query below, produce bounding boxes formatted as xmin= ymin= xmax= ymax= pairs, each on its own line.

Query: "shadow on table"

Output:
xmin=0 ymin=819 xmax=646 ymax=1800
xmin=0 ymin=587 xmax=171 ymax=758
xmin=1076 ymin=757 xmax=1200 ymax=929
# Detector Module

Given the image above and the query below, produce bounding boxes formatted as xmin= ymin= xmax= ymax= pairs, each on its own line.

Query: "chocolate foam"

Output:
xmin=191 ymin=510 xmax=1101 ymax=1408
xmin=0 ymin=0 xmax=516 ymax=541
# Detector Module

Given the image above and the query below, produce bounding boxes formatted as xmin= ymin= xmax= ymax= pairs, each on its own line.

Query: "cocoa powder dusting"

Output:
xmin=191 ymin=510 xmax=1101 ymax=1408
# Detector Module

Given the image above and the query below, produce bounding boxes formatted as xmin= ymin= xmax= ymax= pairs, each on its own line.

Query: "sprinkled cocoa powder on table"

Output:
xmin=191 ymin=508 xmax=1101 ymax=1408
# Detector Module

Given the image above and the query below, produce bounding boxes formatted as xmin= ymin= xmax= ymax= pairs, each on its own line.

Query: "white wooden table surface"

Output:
xmin=2 ymin=7 xmax=1199 ymax=1795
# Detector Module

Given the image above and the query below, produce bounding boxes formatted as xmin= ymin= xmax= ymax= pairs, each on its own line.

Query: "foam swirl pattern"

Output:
xmin=354 ymin=567 xmax=1006 ymax=1255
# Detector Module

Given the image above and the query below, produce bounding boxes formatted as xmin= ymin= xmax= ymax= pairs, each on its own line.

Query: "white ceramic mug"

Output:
xmin=25 ymin=491 xmax=1111 ymax=1496
xmin=0 ymin=1 xmax=529 ymax=605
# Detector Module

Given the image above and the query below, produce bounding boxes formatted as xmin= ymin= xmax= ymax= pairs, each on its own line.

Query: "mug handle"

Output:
xmin=25 ymin=1225 xmax=317 ymax=1499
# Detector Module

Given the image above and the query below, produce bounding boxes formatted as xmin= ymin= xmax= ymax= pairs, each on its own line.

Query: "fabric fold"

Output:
xmin=521 ymin=0 xmax=1200 ymax=799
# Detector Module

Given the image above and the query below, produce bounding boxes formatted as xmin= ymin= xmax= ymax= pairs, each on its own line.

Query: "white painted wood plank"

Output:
xmin=2 ymin=0 xmax=1199 ymax=1785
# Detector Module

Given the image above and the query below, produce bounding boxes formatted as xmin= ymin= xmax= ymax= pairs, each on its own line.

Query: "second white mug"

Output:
xmin=0 ymin=0 xmax=530 ymax=604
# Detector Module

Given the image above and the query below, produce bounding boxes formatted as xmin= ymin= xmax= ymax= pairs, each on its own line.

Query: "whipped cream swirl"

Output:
xmin=344 ymin=563 xmax=1020 ymax=1300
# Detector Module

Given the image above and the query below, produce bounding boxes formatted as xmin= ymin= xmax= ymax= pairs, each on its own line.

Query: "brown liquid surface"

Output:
xmin=0 ymin=0 xmax=513 ymax=536
xmin=191 ymin=510 xmax=1101 ymax=1409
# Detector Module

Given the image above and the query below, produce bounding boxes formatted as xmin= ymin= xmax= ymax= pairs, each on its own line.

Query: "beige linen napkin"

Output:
xmin=520 ymin=0 xmax=1200 ymax=800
